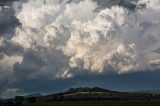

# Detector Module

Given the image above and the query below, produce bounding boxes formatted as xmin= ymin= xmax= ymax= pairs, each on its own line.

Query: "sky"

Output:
xmin=0 ymin=0 xmax=160 ymax=98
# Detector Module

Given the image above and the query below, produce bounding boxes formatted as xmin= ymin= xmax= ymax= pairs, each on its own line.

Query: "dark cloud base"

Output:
xmin=3 ymin=70 xmax=160 ymax=96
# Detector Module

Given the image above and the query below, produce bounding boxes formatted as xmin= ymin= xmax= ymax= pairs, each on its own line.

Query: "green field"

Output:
xmin=24 ymin=101 xmax=160 ymax=106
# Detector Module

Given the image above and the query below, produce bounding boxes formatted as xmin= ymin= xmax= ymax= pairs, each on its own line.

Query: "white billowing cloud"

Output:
xmin=0 ymin=37 xmax=23 ymax=80
xmin=9 ymin=0 xmax=160 ymax=79
xmin=62 ymin=6 xmax=138 ymax=73
xmin=150 ymin=59 xmax=160 ymax=67
xmin=0 ymin=55 xmax=22 ymax=80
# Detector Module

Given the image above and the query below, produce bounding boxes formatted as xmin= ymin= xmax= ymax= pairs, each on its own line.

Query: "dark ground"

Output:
xmin=24 ymin=101 xmax=160 ymax=106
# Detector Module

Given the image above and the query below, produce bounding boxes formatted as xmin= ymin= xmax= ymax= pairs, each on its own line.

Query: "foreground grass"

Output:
xmin=25 ymin=101 xmax=160 ymax=106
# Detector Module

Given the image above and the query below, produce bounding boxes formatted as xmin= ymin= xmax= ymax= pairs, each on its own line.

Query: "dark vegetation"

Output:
xmin=0 ymin=87 xmax=160 ymax=106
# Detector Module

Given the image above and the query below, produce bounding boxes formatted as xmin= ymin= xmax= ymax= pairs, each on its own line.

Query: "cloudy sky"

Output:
xmin=0 ymin=0 xmax=160 ymax=98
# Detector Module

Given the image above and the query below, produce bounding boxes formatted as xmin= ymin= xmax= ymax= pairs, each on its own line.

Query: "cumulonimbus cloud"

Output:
xmin=0 ymin=0 xmax=160 ymax=81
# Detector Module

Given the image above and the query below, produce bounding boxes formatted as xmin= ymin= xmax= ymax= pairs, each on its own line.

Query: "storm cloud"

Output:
xmin=0 ymin=0 xmax=160 ymax=97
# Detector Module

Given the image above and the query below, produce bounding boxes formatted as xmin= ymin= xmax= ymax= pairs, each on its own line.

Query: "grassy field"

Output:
xmin=24 ymin=101 xmax=160 ymax=106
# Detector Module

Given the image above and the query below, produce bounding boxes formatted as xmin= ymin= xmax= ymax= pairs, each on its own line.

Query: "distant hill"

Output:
xmin=37 ymin=87 xmax=160 ymax=102
xmin=24 ymin=93 xmax=42 ymax=98
xmin=1 ymin=87 xmax=160 ymax=105
xmin=65 ymin=87 xmax=119 ymax=94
